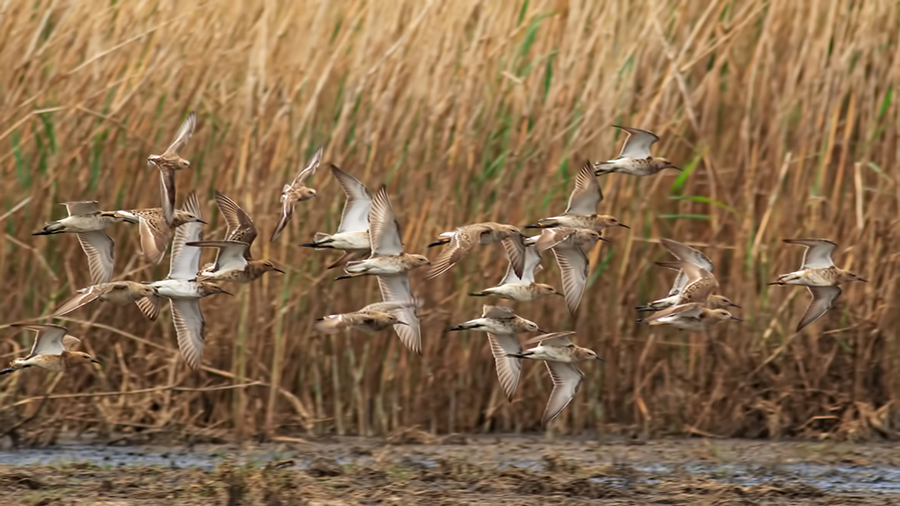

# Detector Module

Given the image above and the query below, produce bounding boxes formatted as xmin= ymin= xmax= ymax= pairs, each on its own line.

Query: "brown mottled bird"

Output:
xmin=148 ymin=111 xmax=197 ymax=227
xmin=315 ymin=300 xmax=419 ymax=335
xmin=770 ymin=238 xmax=867 ymax=332
xmin=271 ymin=146 xmax=323 ymax=242
xmin=594 ymin=126 xmax=679 ymax=176
xmin=0 ymin=324 xmax=100 ymax=375
xmin=51 ymin=281 xmax=160 ymax=320
xmin=526 ymin=160 xmax=629 ymax=233
xmin=531 ymin=227 xmax=606 ymax=314
xmin=211 ymin=191 xmax=258 ymax=251
xmin=427 ymin=222 xmax=527 ymax=280
xmin=657 ymin=259 xmax=718 ymax=302
xmin=636 ymin=238 xmax=739 ymax=313
xmin=191 ymin=192 xmax=282 ymax=283
xmin=506 ymin=331 xmax=603 ymax=426
xmin=191 ymin=240 xmax=284 ymax=284
xmin=641 ymin=302 xmax=742 ymax=332
xmin=126 ymin=192 xmax=205 ymax=265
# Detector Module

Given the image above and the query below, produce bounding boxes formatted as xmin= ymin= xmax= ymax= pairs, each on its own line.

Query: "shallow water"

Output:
xmin=1 ymin=438 xmax=898 ymax=496
xmin=627 ymin=462 xmax=900 ymax=495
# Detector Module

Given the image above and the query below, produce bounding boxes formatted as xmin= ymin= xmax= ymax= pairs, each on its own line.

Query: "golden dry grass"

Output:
xmin=1 ymin=0 xmax=899 ymax=441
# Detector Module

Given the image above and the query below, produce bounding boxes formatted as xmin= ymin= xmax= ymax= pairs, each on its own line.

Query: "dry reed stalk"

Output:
xmin=0 ymin=0 xmax=897 ymax=441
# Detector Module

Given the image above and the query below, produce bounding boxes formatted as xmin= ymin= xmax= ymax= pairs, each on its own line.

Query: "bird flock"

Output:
xmin=4 ymin=114 xmax=867 ymax=428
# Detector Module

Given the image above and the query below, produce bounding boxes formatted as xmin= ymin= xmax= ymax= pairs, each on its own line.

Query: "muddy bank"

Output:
xmin=0 ymin=436 xmax=898 ymax=504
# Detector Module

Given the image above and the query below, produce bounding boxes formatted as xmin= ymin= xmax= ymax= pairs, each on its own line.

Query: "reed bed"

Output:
xmin=1 ymin=0 xmax=898 ymax=441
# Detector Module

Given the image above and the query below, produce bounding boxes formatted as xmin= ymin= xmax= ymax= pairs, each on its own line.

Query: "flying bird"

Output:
xmin=338 ymin=187 xmax=430 ymax=354
xmin=126 ymin=194 xmax=205 ymax=265
xmin=642 ymin=259 xmax=719 ymax=311
xmin=469 ymin=243 xmax=562 ymax=301
xmin=636 ymin=238 xmax=739 ymax=313
xmin=1 ymin=324 xmax=99 ymax=375
xmin=507 ymin=331 xmax=603 ymax=426
xmin=33 ymin=201 xmax=138 ymax=285
xmin=148 ymin=192 xmax=230 ymax=369
xmin=190 ymin=241 xmax=284 ymax=284
xmin=448 ymin=305 xmax=544 ymax=401
xmin=315 ymin=300 xmax=419 ymax=335
xmin=427 ymin=222 xmax=527 ymax=280
xmin=51 ymin=281 xmax=160 ymax=320
xmin=212 ymin=191 xmax=259 ymax=252
xmin=148 ymin=111 xmax=197 ymax=227
xmin=532 ymin=228 xmax=606 ymax=314
xmin=300 ymin=164 xmax=373 ymax=269
xmin=640 ymin=302 xmax=742 ymax=332
xmin=191 ymin=192 xmax=283 ymax=283
xmin=770 ymin=238 xmax=866 ymax=332
xmin=594 ymin=126 xmax=679 ymax=176
xmin=271 ymin=146 xmax=323 ymax=242
xmin=526 ymin=160 xmax=629 ymax=233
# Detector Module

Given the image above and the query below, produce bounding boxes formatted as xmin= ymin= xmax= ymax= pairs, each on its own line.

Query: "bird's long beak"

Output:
xmin=395 ymin=321 xmax=409 ymax=326
xmin=618 ymin=223 xmax=631 ymax=229
xmin=447 ymin=325 xmax=463 ymax=331
xmin=273 ymin=267 xmax=285 ymax=274
xmin=598 ymin=236 xmax=611 ymax=243
xmin=858 ymin=277 xmax=869 ymax=283
xmin=220 ymin=289 xmax=234 ymax=296
xmin=198 ymin=219 xmax=208 ymax=224
xmin=553 ymin=290 xmax=564 ymax=296
xmin=729 ymin=302 xmax=742 ymax=309
xmin=668 ymin=164 xmax=682 ymax=171
xmin=730 ymin=316 xmax=743 ymax=321
xmin=536 ymin=328 xmax=549 ymax=334
xmin=595 ymin=356 xmax=606 ymax=362
xmin=91 ymin=359 xmax=102 ymax=365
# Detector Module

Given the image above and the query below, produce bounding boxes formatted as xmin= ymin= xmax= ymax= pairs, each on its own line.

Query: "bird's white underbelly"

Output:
xmin=659 ymin=317 xmax=705 ymax=331
xmin=472 ymin=319 xmax=515 ymax=334
xmin=490 ymin=284 xmax=537 ymax=301
xmin=329 ymin=231 xmax=370 ymax=250
xmin=527 ymin=346 xmax=574 ymax=362
xmin=151 ymin=279 xmax=199 ymax=299
xmin=346 ymin=256 xmax=408 ymax=275
xmin=59 ymin=216 xmax=108 ymax=233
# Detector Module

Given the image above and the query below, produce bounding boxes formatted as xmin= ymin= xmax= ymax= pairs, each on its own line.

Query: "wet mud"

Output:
xmin=0 ymin=435 xmax=898 ymax=505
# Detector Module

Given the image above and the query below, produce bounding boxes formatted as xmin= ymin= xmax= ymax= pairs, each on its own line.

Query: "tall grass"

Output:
xmin=1 ymin=0 xmax=898 ymax=441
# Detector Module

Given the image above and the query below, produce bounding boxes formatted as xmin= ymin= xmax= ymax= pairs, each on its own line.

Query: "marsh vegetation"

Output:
xmin=0 ymin=0 xmax=897 ymax=441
